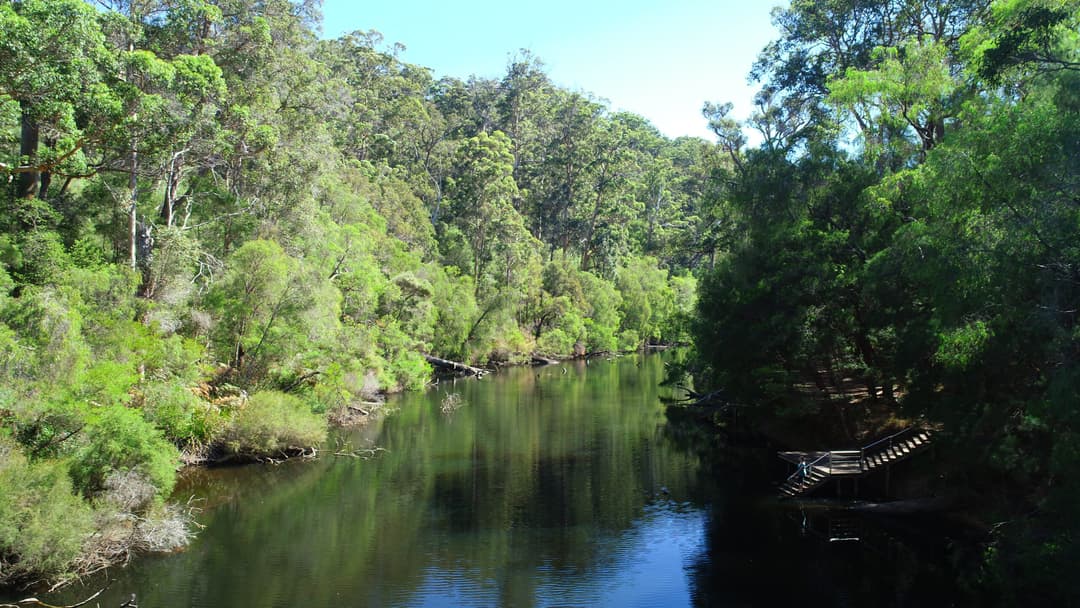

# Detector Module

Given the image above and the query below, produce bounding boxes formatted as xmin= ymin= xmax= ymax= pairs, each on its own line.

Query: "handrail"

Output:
xmin=858 ymin=425 xmax=927 ymax=472
xmin=861 ymin=425 xmax=921 ymax=454
xmin=782 ymin=426 xmax=931 ymax=494
xmin=785 ymin=451 xmax=831 ymax=483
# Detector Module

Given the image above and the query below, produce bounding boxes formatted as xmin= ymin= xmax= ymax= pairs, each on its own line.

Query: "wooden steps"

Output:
xmin=777 ymin=428 xmax=935 ymax=499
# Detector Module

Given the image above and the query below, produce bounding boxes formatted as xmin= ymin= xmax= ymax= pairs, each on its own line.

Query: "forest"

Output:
xmin=0 ymin=0 xmax=708 ymax=586
xmin=0 ymin=0 xmax=1077 ymax=602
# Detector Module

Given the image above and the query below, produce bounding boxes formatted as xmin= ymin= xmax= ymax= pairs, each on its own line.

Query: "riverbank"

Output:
xmin=0 ymin=342 xmax=669 ymax=592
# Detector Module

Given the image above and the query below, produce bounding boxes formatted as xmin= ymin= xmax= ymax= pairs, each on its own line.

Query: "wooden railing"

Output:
xmin=779 ymin=425 xmax=934 ymax=497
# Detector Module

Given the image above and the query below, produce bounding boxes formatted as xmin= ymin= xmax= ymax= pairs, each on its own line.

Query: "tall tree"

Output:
xmin=0 ymin=0 xmax=115 ymax=204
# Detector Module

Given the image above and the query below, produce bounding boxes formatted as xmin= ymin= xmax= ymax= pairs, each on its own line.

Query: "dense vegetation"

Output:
xmin=691 ymin=0 xmax=1079 ymax=602
xmin=1 ymin=0 xmax=1076 ymax=599
xmin=0 ymin=0 xmax=710 ymax=586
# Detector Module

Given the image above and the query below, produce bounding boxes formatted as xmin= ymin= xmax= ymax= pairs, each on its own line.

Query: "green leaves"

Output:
xmin=830 ymin=37 xmax=961 ymax=151
xmin=219 ymin=390 xmax=326 ymax=459
xmin=0 ymin=437 xmax=93 ymax=584
xmin=70 ymin=404 xmax=179 ymax=499
xmin=935 ymin=320 xmax=993 ymax=370
xmin=205 ymin=239 xmax=341 ymax=386
xmin=966 ymin=0 xmax=1080 ymax=83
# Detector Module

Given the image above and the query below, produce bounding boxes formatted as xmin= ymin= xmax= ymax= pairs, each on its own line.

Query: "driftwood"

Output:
xmin=531 ymin=355 xmax=560 ymax=366
xmin=424 ymin=354 xmax=487 ymax=377
xmin=0 ymin=583 xmax=128 ymax=608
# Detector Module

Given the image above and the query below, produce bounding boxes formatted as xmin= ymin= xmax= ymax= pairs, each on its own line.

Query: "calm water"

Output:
xmin=35 ymin=354 xmax=972 ymax=607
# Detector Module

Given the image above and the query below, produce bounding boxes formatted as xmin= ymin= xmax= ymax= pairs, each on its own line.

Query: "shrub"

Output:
xmin=618 ymin=329 xmax=642 ymax=351
xmin=144 ymin=334 xmax=205 ymax=383
xmin=584 ymin=318 xmax=618 ymax=353
xmin=388 ymin=350 xmax=431 ymax=392
xmin=69 ymin=405 xmax=180 ymax=499
xmin=537 ymin=328 xmax=574 ymax=355
xmin=1 ymin=286 xmax=90 ymax=387
xmin=0 ymin=438 xmax=92 ymax=585
xmin=219 ymin=390 xmax=326 ymax=459
xmin=140 ymin=382 xmax=223 ymax=447
xmin=76 ymin=360 xmax=138 ymax=407
xmin=16 ymin=230 xmax=71 ymax=286
xmin=10 ymin=398 xmax=86 ymax=459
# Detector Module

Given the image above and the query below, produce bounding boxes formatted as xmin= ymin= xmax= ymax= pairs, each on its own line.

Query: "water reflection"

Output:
xmin=28 ymin=354 xmax=972 ymax=607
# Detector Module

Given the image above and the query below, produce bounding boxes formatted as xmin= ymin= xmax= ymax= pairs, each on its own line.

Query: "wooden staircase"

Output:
xmin=778 ymin=427 xmax=935 ymax=498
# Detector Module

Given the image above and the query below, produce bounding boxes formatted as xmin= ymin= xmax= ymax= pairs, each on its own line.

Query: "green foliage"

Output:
xmin=15 ymin=231 xmax=72 ymax=285
xmin=204 ymin=239 xmax=341 ymax=386
xmin=427 ymin=266 xmax=477 ymax=359
xmin=694 ymin=1 xmax=1080 ymax=599
xmin=616 ymin=256 xmax=675 ymax=348
xmin=219 ymin=391 xmax=327 ymax=458
xmin=8 ymin=397 xmax=84 ymax=460
xmin=140 ymin=382 xmax=222 ymax=447
xmin=76 ymin=360 xmax=137 ymax=407
xmin=69 ymin=405 xmax=179 ymax=499
xmin=1 ymin=286 xmax=89 ymax=387
xmin=935 ymin=320 xmax=993 ymax=370
xmin=0 ymin=437 xmax=93 ymax=585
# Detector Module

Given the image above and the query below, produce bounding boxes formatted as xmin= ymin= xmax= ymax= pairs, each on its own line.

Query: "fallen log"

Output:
xmin=531 ymin=355 xmax=560 ymax=366
xmin=424 ymin=354 xmax=487 ymax=377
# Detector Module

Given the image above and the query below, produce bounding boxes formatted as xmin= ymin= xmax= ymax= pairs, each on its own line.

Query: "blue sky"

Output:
xmin=320 ymin=1 xmax=784 ymax=141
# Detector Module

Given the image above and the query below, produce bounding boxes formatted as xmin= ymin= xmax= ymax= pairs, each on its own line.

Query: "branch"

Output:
xmin=0 ymin=581 xmax=112 ymax=608
xmin=0 ymin=140 xmax=87 ymax=175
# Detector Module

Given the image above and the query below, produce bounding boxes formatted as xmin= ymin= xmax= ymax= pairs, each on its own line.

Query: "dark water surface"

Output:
xmin=37 ymin=354 xmax=971 ymax=607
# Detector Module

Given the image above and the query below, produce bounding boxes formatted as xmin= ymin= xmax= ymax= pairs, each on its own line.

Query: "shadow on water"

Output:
xmin=662 ymin=402 xmax=980 ymax=608
xmin=7 ymin=352 xmax=980 ymax=607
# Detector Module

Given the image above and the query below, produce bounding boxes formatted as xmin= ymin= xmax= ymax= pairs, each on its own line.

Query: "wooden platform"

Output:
xmin=778 ymin=428 xmax=935 ymax=498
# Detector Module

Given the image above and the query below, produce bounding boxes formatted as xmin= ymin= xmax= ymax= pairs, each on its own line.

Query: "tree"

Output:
xmin=0 ymin=0 xmax=116 ymax=203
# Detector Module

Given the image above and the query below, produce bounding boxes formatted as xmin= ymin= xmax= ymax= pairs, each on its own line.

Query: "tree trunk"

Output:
xmin=16 ymin=101 xmax=40 ymax=200
xmin=129 ymin=145 xmax=138 ymax=269
xmin=38 ymin=170 xmax=52 ymax=200
xmin=424 ymin=354 xmax=486 ymax=377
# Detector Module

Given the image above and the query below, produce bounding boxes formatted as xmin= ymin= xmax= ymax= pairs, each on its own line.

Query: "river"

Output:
xmin=39 ymin=353 xmax=973 ymax=607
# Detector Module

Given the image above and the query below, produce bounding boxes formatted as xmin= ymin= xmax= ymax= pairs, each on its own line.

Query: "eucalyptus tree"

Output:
xmin=0 ymin=0 xmax=115 ymax=205
xmin=752 ymin=0 xmax=992 ymax=163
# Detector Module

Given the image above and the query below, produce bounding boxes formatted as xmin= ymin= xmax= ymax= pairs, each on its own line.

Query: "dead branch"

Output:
xmin=1 ymin=580 xmax=110 ymax=608
xmin=424 ymin=354 xmax=487 ymax=377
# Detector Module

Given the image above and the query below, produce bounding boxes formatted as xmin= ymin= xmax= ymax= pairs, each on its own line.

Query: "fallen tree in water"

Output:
xmin=424 ymin=355 xmax=487 ymax=377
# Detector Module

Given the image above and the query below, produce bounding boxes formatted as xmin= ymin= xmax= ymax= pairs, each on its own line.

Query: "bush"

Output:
xmin=618 ymin=329 xmax=642 ymax=351
xmin=140 ymin=382 xmax=223 ymax=447
xmin=76 ymin=360 xmax=138 ymax=407
xmin=16 ymin=230 xmax=71 ymax=286
xmin=537 ymin=328 xmax=574 ymax=355
xmin=0 ymin=438 xmax=93 ymax=585
xmin=219 ymin=390 xmax=326 ymax=459
xmin=10 ymin=398 xmax=86 ymax=459
xmin=584 ymin=318 xmax=618 ymax=353
xmin=69 ymin=405 xmax=180 ymax=499
xmin=387 ymin=350 xmax=431 ymax=392
xmin=1 ymin=286 xmax=90 ymax=387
